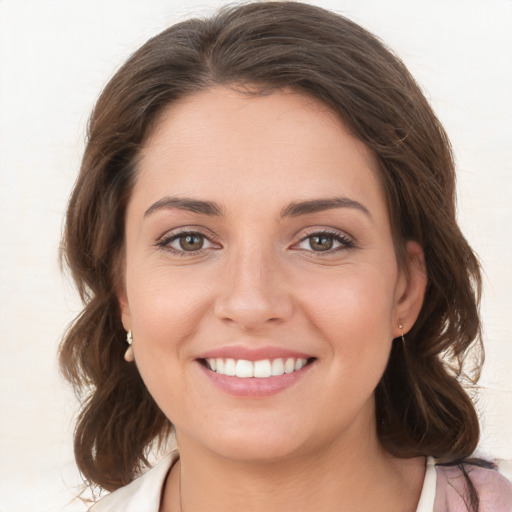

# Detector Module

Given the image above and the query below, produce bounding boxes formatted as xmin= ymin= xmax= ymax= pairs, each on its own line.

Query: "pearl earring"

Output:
xmin=124 ymin=330 xmax=135 ymax=362
xmin=398 ymin=323 xmax=406 ymax=345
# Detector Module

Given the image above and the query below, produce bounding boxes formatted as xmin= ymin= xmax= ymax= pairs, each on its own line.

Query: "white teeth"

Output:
xmin=224 ymin=358 xmax=236 ymax=376
xmin=254 ymin=360 xmax=272 ymax=378
xmin=205 ymin=357 xmax=310 ymax=378
xmin=235 ymin=359 xmax=254 ymax=378
xmin=271 ymin=358 xmax=284 ymax=376
xmin=295 ymin=358 xmax=307 ymax=371
xmin=284 ymin=358 xmax=296 ymax=374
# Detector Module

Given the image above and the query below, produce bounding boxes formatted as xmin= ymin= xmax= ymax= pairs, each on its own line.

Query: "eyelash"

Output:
xmin=155 ymin=228 xmax=355 ymax=257
xmin=293 ymin=229 xmax=355 ymax=255
xmin=155 ymin=229 xmax=218 ymax=257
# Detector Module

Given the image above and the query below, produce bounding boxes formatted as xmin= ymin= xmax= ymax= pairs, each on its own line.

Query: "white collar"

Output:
xmin=89 ymin=451 xmax=178 ymax=512
xmin=415 ymin=457 xmax=437 ymax=512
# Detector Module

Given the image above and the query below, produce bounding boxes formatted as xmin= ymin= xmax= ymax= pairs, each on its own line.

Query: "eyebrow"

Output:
xmin=144 ymin=196 xmax=223 ymax=217
xmin=280 ymin=197 xmax=371 ymax=219
xmin=144 ymin=195 xmax=371 ymax=219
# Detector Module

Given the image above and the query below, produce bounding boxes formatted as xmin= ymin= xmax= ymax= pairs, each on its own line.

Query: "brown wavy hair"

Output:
xmin=60 ymin=0 xmax=483 ymax=498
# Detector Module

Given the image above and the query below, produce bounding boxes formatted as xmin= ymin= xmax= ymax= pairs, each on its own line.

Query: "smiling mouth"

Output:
xmin=200 ymin=357 xmax=316 ymax=378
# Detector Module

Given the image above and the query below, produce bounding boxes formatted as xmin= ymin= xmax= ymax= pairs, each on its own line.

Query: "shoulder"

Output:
xmin=89 ymin=452 xmax=178 ymax=512
xmin=435 ymin=462 xmax=512 ymax=512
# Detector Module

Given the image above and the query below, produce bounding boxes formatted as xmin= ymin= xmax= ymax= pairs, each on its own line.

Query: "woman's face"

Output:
xmin=119 ymin=87 xmax=425 ymax=462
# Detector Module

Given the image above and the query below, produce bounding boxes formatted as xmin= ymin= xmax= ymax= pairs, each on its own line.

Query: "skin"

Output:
xmin=119 ymin=86 xmax=428 ymax=511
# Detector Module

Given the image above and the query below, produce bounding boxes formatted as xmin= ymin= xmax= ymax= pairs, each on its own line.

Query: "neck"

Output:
xmin=161 ymin=426 xmax=425 ymax=512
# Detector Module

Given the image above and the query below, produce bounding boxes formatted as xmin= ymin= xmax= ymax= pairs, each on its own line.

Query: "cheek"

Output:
xmin=298 ymin=266 xmax=397 ymax=380
xmin=301 ymin=263 xmax=396 ymax=331
xmin=127 ymin=259 xmax=209 ymax=330
xmin=124 ymin=263 xmax=214 ymax=384
xmin=125 ymin=273 xmax=211 ymax=425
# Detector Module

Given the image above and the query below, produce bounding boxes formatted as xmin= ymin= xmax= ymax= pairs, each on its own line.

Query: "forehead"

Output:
xmin=134 ymin=86 xmax=386 ymax=219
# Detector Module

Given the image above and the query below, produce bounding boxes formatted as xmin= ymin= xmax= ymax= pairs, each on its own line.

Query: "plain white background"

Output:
xmin=0 ymin=1 xmax=511 ymax=510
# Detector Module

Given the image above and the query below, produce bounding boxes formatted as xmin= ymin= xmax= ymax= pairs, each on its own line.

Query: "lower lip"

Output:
xmin=198 ymin=361 xmax=314 ymax=398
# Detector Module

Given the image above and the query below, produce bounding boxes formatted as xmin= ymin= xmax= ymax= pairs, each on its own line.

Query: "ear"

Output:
xmin=117 ymin=284 xmax=132 ymax=333
xmin=392 ymin=241 xmax=427 ymax=338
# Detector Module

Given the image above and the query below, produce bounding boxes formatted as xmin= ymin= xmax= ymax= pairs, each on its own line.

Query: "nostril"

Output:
xmin=213 ymin=280 xmax=294 ymax=330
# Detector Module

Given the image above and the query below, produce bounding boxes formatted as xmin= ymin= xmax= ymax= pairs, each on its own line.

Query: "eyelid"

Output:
xmin=155 ymin=226 xmax=221 ymax=255
xmin=291 ymin=227 xmax=355 ymax=252
xmin=156 ymin=225 xmax=215 ymax=242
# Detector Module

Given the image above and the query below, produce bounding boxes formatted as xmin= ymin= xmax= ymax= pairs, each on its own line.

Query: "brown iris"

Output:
xmin=309 ymin=235 xmax=334 ymax=251
xmin=179 ymin=233 xmax=204 ymax=251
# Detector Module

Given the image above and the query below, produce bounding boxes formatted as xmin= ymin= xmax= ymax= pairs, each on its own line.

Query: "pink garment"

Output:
xmin=434 ymin=464 xmax=512 ymax=511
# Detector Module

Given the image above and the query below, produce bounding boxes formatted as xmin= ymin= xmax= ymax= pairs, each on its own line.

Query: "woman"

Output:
xmin=59 ymin=2 xmax=512 ymax=511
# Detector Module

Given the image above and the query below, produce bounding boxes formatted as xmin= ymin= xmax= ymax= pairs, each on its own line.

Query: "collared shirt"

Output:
xmin=90 ymin=453 xmax=512 ymax=511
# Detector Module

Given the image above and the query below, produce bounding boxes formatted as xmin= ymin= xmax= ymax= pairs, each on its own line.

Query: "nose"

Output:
xmin=213 ymin=245 xmax=294 ymax=331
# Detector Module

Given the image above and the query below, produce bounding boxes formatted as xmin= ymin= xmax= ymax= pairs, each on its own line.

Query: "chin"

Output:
xmin=179 ymin=414 xmax=314 ymax=463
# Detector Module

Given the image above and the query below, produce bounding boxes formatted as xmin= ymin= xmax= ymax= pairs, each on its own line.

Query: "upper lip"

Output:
xmin=197 ymin=345 xmax=314 ymax=361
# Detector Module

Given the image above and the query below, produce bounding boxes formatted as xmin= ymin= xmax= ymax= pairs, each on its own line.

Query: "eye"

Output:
xmin=174 ymin=233 xmax=206 ymax=251
xmin=156 ymin=230 xmax=218 ymax=255
xmin=295 ymin=231 xmax=354 ymax=253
